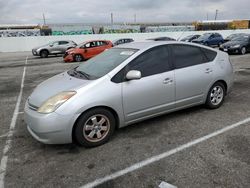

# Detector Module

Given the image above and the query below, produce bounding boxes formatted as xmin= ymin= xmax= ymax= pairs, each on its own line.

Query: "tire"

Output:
xmin=40 ymin=50 xmax=49 ymax=58
xmin=218 ymin=42 xmax=223 ymax=47
xmin=205 ymin=82 xmax=226 ymax=109
xmin=241 ymin=47 xmax=246 ymax=55
xmin=74 ymin=108 xmax=116 ymax=147
xmin=74 ymin=54 xmax=83 ymax=62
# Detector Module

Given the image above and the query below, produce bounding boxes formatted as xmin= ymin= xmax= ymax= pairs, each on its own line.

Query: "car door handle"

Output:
xmin=205 ymin=68 xmax=213 ymax=74
xmin=163 ymin=78 xmax=173 ymax=84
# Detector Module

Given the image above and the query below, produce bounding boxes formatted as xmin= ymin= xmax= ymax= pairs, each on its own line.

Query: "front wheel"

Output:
xmin=40 ymin=50 xmax=49 ymax=58
xmin=241 ymin=47 xmax=246 ymax=55
xmin=205 ymin=82 xmax=225 ymax=109
xmin=74 ymin=108 xmax=116 ymax=147
xmin=74 ymin=54 xmax=83 ymax=62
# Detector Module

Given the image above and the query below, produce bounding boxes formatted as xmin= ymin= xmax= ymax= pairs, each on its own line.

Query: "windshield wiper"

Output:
xmin=68 ymin=68 xmax=90 ymax=80
xmin=75 ymin=70 xmax=91 ymax=80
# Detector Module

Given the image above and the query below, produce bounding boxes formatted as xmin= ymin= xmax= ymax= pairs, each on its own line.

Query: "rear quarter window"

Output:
xmin=201 ymin=48 xmax=217 ymax=62
xmin=59 ymin=41 xmax=69 ymax=45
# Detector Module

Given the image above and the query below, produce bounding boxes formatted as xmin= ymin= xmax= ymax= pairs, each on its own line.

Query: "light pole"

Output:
xmin=215 ymin=9 xmax=219 ymax=20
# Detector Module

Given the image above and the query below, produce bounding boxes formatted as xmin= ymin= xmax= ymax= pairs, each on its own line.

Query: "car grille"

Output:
xmin=63 ymin=52 xmax=69 ymax=58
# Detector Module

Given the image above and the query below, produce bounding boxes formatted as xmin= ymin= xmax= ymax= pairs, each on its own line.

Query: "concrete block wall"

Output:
xmin=0 ymin=29 xmax=250 ymax=53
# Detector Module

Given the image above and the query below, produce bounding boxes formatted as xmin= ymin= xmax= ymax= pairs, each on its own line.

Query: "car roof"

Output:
xmin=114 ymin=38 xmax=133 ymax=40
xmin=113 ymin=38 xmax=133 ymax=42
xmin=114 ymin=41 xmax=212 ymax=50
xmin=148 ymin=36 xmax=174 ymax=40
xmin=84 ymin=40 xmax=110 ymax=43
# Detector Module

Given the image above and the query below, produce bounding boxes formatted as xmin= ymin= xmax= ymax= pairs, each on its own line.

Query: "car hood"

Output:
xmin=28 ymin=72 xmax=92 ymax=107
xmin=33 ymin=44 xmax=47 ymax=50
xmin=192 ymin=38 xmax=205 ymax=42
xmin=222 ymin=41 xmax=244 ymax=47
xmin=66 ymin=48 xmax=81 ymax=53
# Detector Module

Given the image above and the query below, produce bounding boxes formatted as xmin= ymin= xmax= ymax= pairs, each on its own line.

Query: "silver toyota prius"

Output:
xmin=24 ymin=41 xmax=234 ymax=147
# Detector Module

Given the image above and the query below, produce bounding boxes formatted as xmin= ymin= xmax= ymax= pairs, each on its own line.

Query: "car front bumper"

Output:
xmin=219 ymin=47 xmax=241 ymax=54
xmin=63 ymin=54 xmax=74 ymax=62
xmin=32 ymin=49 xmax=39 ymax=56
xmin=24 ymin=102 xmax=78 ymax=144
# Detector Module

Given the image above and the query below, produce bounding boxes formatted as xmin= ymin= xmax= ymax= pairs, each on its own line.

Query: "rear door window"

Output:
xmin=98 ymin=41 xmax=108 ymax=46
xmin=171 ymin=44 xmax=208 ymax=69
xmin=59 ymin=41 xmax=69 ymax=45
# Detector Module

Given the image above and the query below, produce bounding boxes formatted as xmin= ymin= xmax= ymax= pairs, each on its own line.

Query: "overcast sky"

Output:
xmin=0 ymin=0 xmax=249 ymax=24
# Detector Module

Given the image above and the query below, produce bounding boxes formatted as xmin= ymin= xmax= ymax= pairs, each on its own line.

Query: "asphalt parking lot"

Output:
xmin=0 ymin=52 xmax=250 ymax=188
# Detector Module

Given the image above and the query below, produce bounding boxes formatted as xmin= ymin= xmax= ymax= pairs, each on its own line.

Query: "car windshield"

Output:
xmin=182 ymin=35 xmax=193 ymax=40
xmin=226 ymin=34 xmax=238 ymax=39
xmin=48 ymin=41 xmax=56 ymax=45
xmin=75 ymin=48 xmax=138 ymax=79
xmin=227 ymin=34 xmax=245 ymax=39
xmin=199 ymin=33 xmax=211 ymax=40
xmin=232 ymin=36 xmax=249 ymax=42
xmin=76 ymin=42 xmax=87 ymax=48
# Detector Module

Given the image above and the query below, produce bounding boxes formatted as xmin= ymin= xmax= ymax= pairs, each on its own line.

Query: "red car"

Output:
xmin=64 ymin=40 xmax=113 ymax=62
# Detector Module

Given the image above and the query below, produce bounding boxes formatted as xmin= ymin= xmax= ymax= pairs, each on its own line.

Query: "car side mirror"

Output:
xmin=126 ymin=70 xmax=141 ymax=80
xmin=49 ymin=44 xmax=53 ymax=47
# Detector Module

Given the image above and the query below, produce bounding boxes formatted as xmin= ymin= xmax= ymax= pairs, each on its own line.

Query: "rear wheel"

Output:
xmin=40 ymin=50 xmax=49 ymax=58
xmin=241 ymin=47 xmax=246 ymax=55
xmin=74 ymin=54 xmax=83 ymax=62
xmin=205 ymin=82 xmax=225 ymax=109
xmin=74 ymin=108 xmax=116 ymax=147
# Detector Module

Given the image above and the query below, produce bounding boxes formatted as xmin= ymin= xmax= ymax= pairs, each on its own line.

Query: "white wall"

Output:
xmin=0 ymin=29 xmax=250 ymax=53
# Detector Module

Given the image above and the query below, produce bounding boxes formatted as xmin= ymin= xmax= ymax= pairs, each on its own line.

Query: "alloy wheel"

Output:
xmin=210 ymin=86 xmax=224 ymax=106
xmin=83 ymin=114 xmax=110 ymax=143
xmin=75 ymin=54 xmax=83 ymax=62
xmin=241 ymin=47 xmax=246 ymax=55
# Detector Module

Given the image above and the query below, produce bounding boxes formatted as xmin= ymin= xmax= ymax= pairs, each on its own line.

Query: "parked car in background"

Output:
xmin=25 ymin=41 xmax=233 ymax=147
xmin=32 ymin=40 xmax=77 ymax=58
xmin=147 ymin=36 xmax=176 ymax=41
xmin=63 ymin=40 xmax=112 ymax=62
xmin=224 ymin=33 xmax=247 ymax=42
xmin=113 ymin=38 xmax=134 ymax=46
xmin=192 ymin=33 xmax=224 ymax=47
xmin=180 ymin=34 xmax=201 ymax=42
xmin=219 ymin=35 xmax=250 ymax=55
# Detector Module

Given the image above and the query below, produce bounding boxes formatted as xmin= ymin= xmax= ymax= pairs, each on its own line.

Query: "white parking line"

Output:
xmin=159 ymin=181 xmax=177 ymax=188
xmin=80 ymin=117 xmax=250 ymax=188
xmin=0 ymin=134 xmax=8 ymax=139
xmin=0 ymin=56 xmax=28 ymax=188
xmin=15 ymin=111 xmax=24 ymax=115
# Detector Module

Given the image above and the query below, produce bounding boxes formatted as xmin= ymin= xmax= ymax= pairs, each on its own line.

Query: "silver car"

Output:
xmin=25 ymin=41 xmax=234 ymax=147
xmin=32 ymin=40 xmax=77 ymax=58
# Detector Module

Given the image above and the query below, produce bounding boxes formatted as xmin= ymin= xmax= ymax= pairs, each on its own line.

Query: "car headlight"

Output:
xmin=233 ymin=44 xmax=240 ymax=48
xmin=38 ymin=91 xmax=76 ymax=114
